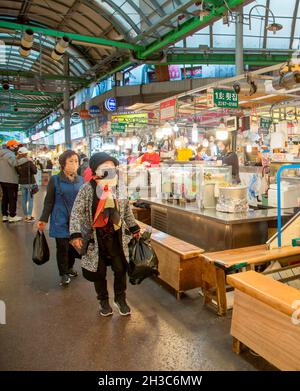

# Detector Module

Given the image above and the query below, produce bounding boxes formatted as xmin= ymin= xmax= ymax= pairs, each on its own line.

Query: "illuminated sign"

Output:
xmin=111 ymin=113 xmax=148 ymax=123
xmin=104 ymin=98 xmax=117 ymax=112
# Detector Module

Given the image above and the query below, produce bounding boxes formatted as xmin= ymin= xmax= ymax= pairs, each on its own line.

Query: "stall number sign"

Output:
xmin=260 ymin=117 xmax=272 ymax=129
xmin=160 ymin=98 xmax=177 ymax=121
xmin=213 ymin=89 xmax=238 ymax=108
xmin=111 ymin=122 xmax=126 ymax=133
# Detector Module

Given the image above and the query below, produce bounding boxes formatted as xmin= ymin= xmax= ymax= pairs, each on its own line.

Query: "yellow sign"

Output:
xmin=111 ymin=113 xmax=148 ymax=123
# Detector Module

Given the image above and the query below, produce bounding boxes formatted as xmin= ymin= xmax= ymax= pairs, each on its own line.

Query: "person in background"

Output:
xmin=77 ymin=154 xmax=89 ymax=177
xmin=125 ymin=148 xmax=137 ymax=165
xmin=219 ymin=139 xmax=241 ymax=184
xmin=38 ymin=150 xmax=84 ymax=286
xmin=16 ymin=147 xmax=37 ymax=222
xmin=46 ymin=159 xmax=53 ymax=170
xmin=69 ymin=152 xmax=140 ymax=317
xmin=138 ymin=142 xmax=160 ymax=167
xmin=35 ymin=159 xmax=44 ymax=171
xmin=0 ymin=140 xmax=22 ymax=223
xmin=195 ymin=146 xmax=208 ymax=161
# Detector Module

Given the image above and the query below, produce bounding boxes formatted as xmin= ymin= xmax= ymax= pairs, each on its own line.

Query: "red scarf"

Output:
xmin=92 ymin=178 xmax=119 ymax=229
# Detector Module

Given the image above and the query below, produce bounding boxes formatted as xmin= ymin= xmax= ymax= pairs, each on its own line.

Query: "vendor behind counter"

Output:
xmin=219 ymin=139 xmax=240 ymax=184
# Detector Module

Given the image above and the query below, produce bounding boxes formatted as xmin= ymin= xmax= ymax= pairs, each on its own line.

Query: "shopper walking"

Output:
xmin=16 ymin=147 xmax=37 ymax=222
xmin=38 ymin=150 xmax=84 ymax=286
xmin=0 ymin=140 xmax=22 ymax=223
xmin=69 ymin=152 xmax=140 ymax=317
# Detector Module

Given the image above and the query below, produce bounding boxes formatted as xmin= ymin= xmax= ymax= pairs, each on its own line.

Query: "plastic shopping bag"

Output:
xmin=128 ymin=231 xmax=159 ymax=285
xmin=32 ymin=231 xmax=50 ymax=265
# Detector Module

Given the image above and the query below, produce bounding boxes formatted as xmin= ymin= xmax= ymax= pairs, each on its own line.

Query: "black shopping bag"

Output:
xmin=128 ymin=231 xmax=159 ymax=285
xmin=32 ymin=231 xmax=50 ymax=265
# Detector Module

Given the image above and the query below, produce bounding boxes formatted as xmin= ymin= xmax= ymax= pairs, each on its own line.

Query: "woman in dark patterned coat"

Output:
xmin=70 ymin=152 xmax=140 ymax=317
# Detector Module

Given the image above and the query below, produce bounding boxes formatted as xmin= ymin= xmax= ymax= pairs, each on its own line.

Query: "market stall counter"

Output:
xmin=140 ymin=198 xmax=294 ymax=252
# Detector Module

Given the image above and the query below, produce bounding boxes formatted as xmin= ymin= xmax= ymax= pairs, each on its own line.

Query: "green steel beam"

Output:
xmin=0 ymin=103 xmax=58 ymax=108
xmin=0 ymin=89 xmax=63 ymax=96
xmin=0 ymin=98 xmax=60 ymax=103
xmin=96 ymin=0 xmax=252 ymax=80
xmin=0 ymin=70 xmax=89 ymax=84
xmin=166 ymin=52 xmax=290 ymax=65
xmin=0 ymin=128 xmax=26 ymax=131
xmin=0 ymin=20 xmax=143 ymax=52
xmin=139 ymin=0 xmax=252 ymax=59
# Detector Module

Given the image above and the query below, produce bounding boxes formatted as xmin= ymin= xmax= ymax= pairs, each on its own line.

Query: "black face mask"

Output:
xmin=96 ymin=167 xmax=117 ymax=180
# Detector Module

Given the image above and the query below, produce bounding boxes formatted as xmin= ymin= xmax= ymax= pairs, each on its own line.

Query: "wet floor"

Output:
xmin=0 ymin=190 xmax=275 ymax=371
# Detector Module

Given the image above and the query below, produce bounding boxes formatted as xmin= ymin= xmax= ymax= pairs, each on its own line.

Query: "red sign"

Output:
xmin=160 ymin=98 xmax=177 ymax=121
xmin=80 ymin=109 xmax=91 ymax=120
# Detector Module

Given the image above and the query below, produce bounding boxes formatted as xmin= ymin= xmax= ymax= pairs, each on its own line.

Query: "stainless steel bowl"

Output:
xmin=218 ymin=186 xmax=248 ymax=200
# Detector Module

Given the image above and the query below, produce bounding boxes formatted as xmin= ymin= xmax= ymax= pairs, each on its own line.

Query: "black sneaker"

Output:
xmin=67 ymin=268 xmax=78 ymax=277
xmin=114 ymin=297 xmax=131 ymax=316
xmin=60 ymin=274 xmax=71 ymax=286
xmin=99 ymin=300 xmax=113 ymax=317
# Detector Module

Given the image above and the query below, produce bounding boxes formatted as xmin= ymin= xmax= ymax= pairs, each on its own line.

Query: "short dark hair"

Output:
xmin=197 ymin=146 xmax=204 ymax=153
xmin=221 ymin=139 xmax=231 ymax=149
xmin=147 ymin=142 xmax=154 ymax=147
xmin=59 ymin=150 xmax=79 ymax=170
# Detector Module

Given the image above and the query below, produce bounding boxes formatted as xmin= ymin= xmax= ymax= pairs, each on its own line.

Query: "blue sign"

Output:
xmin=89 ymin=105 xmax=101 ymax=116
xmin=104 ymin=98 xmax=117 ymax=112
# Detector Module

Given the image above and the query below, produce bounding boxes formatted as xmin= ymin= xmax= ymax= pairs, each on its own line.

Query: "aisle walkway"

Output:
xmin=0 ymin=192 xmax=274 ymax=371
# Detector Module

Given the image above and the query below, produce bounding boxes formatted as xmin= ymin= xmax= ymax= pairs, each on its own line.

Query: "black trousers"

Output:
xmin=0 ymin=182 xmax=18 ymax=217
xmin=94 ymin=254 xmax=127 ymax=301
xmin=55 ymin=238 xmax=78 ymax=276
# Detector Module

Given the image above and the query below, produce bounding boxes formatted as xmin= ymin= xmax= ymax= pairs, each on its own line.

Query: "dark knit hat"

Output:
xmin=89 ymin=152 xmax=119 ymax=174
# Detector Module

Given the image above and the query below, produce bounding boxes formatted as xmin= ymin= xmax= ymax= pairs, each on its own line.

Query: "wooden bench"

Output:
xmin=138 ymin=221 xmax=204 ymax=299
xmin=228 ymin=271 xmax=300 ymax=370
xmin=200 ymin=244 xmax=300 ymax=316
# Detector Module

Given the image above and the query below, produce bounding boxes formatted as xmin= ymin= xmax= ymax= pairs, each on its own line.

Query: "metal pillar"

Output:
xmin=63 ymin=54 xmax=71 ymax=149
xmin=235 ymin=6 xmax=244 ymax=75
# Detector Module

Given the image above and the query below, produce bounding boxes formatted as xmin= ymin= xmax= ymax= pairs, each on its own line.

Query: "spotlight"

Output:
xmin=233 ymin=82 xmax=241 ymax=95
xmin=272 ymin=71 xmax=300 ymax=90
xmin=246 ymin=76 xmax=257 ymax=96
xmin=2 ymin=80 xmax=10 ymax=90
xmin=51 ymin=36 xmax=70 ymax=61
xmin=266 ymin=23 xmax=283 ymax=34
xmin=19 ymin=29 xmax=34 ymax=57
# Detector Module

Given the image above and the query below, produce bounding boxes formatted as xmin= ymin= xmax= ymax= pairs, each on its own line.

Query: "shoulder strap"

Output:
xmin=54 ymin=175 xmax=71 ymax=216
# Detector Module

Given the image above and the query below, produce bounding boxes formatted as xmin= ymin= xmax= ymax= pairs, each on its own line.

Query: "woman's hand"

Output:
xmin=132 ymin=231 xmax=141 ymax=239
xmin=70 ymin=238 xmax=83 ymax=251
xmin=37 ymin=221 xmax=46 ymax=231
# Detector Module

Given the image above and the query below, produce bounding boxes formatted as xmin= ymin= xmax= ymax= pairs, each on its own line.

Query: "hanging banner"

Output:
xmin=206 ymin=88 xmax=214 ymax=108
xmin=111 ymin=122 xmax=126 ymax=133
xmin=160 ymin=98 xmax=177 ymax=121
xmin=213 ymin=89 xmax=238 ymax=108
xmin=111 ymin=113 xmax=148 ymax=124
xmin=260 ymin=117 xmax=272 ymax=129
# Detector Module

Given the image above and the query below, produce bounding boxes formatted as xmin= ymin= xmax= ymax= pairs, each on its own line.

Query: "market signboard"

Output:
xmin=111 ymin=122 xmax=126 ymax=133
xmin=160 ymin=98 xmax=177 ymax=121
xmin=260 ymin=117 xmax=272 ymax=129
xmin=213 ymin=89 xmax=238 ymax=108
xmin=111 ymin=113 xmax=148 ymax=124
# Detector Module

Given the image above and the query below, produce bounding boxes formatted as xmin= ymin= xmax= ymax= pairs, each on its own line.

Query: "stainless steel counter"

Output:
xmin=140 ymin=198 xmax=294 ymax=252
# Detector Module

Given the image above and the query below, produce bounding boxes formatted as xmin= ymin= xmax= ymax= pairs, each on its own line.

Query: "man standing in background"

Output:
xmin=0 ymin=140 xmax=22 ymax=222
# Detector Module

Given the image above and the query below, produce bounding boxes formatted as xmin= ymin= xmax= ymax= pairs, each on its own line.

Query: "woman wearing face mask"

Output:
xmin=38 ymin=150 xmax=84 ymax=286
xmin=138 ymin=142 xmax=160 ymax=167
xmin=69 ymin=152 xmax=140 ymax=317
xmin=218 ymin=139 xmax=241 ymax=184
